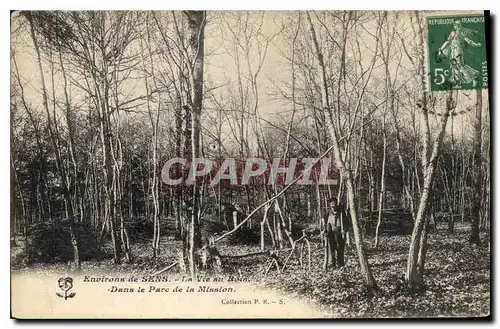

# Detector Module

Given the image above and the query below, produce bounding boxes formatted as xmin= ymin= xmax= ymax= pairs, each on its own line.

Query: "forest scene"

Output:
xmin=10 ymin=10 xmax=490 ymax=318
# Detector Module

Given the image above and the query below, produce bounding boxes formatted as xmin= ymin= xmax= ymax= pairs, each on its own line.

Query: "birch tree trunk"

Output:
xmin=142 ymin=19 xmax=162 ymax=257
xmin=470 ymin=89 xmax=482 ymax=245
xmin=26 ymin=13 xmax=81 ymax=269
xmin=184 ymin=10 xmax=205 ymax=277
xmin=306 ymin=12 xmax=377 ymax=290
xmin=406 ymin=91 xmax=454 ymax=290
xmin=374 ymin=127 xmax=387 ymax=248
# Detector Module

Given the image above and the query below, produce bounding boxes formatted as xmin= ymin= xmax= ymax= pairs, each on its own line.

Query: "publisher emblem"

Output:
xmin=56 ymin=277 xmax=76 ymax=300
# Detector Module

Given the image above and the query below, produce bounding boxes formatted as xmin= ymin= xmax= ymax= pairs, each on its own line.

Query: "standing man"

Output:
xmin=324 ymin=197 xmax=350 ymax=268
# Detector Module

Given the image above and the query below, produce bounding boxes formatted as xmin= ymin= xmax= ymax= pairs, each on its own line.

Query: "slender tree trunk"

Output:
xmin=27 ymin=12 xmax=81 ymax=269
xmin=374 ymin=128 xmax=387 ymax=247
xmin=470 ymin=90 xmax=482 ymax=244
xmin=307 ymin=13 xmax=377 ymax=290
xmin=260 ymin=205 xmax=271 ymax=251
xmin=406 ymin=91 xmax=453 ymax=290
xmin=184 ymin=11 xmax=205 ymax=277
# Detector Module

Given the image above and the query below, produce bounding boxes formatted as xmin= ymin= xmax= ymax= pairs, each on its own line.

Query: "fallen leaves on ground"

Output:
xmin=11 ymin=223 xmax=490 ymax=318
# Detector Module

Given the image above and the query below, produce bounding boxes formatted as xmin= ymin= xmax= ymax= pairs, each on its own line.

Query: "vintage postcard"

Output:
xmin=10 ymin=10 xmax=490 ymax=319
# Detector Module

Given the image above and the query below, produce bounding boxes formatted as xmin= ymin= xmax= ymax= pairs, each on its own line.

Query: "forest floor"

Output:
xmin=11 ymin=222 xmax=490 ymax=318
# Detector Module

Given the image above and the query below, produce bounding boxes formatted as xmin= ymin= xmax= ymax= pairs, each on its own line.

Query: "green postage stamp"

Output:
xmin=427 ymin=14 xmax=488 ymax=92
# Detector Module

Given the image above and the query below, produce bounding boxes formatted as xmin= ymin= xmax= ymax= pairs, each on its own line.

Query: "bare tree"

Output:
xmin=24 ymin=11 xmax=81 ymax=270
xmin=184 ymin=10 xmax=206 ymax=277
xmin=470 ymin=89 xmax=482 ymax=244
xmin=405 ymin=12 xmax=456 ymax=290
xmin=306 ymin=11 xmax=379 ymax=291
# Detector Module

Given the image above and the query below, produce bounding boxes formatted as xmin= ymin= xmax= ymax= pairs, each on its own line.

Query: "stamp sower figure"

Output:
xmin=438 ymin=20 xmax=482 ymax=88
xmin=324 ymin=197 xmax=350 ymax=268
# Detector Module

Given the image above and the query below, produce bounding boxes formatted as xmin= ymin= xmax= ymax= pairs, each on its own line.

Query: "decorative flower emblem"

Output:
xmin=56 ymin=277 xmax=76 ymax=300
